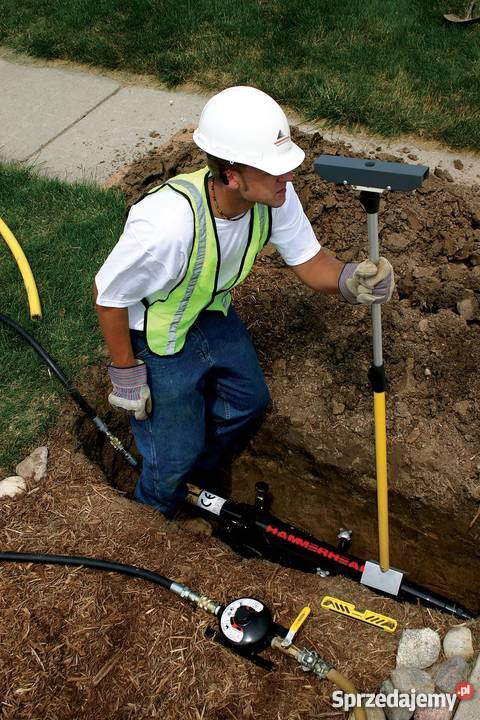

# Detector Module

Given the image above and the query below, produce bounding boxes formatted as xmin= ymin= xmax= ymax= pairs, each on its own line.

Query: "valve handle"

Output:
xmin=281 ymin=606 xmax=311 ymax=648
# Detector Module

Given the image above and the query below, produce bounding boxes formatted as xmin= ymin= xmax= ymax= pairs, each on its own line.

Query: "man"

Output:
xmin=94 ymin=86 xmax=393 ymax=516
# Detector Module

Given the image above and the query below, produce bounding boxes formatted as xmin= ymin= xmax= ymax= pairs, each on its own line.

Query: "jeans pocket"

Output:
xmin=134 ymin=345 xmax=151 ymax=360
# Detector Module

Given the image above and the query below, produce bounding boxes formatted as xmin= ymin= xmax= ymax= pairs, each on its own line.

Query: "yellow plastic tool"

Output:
xmin=0 ymin=215 xmax=42 ymax=319
xmin=281 ymin=606 xmax=311 ymax=647
xmin=321 ymin=595 xmax=397 ymax=633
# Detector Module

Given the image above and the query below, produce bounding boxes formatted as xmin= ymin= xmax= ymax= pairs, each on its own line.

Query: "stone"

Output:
xmin=431 ymin=655 xmax=468 ymax=693
xmin=396 ymin=628 xmax=442 ymax=669
xmin=332 ymin=400 xmax=345 ymax=415
xmin=15 ymin=446 xmax=48 ymax=482
xmin=391 ymin=667 xmax=435 ymax=695
xmin=272 ymin=358 xmax=287 ymax=375
xmin=414 ymin=706 xmax=453 ymax=720
xmin=453 ymin=401 xmax=471 ymax=420
xmin=385 ymin=232 xmax=412 ymax=251
xmin=453 ymin=159 xmax=464 ymax=171
xmin=456 ymin=291 xmax=479 ymax=321
xmin=443 ymin=627 xmax=474 ymax=660
xmin=381 ymin=679 xmax=414 ymax=720
xmin=0 ymin=476 xmax=27 ymax=498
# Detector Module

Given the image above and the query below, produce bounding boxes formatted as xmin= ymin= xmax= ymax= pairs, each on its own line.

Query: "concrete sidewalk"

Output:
xmin=2 ymin=50 xmax=480 ymax=188
xmin=0 ymin=53 xmax=207 ymax=185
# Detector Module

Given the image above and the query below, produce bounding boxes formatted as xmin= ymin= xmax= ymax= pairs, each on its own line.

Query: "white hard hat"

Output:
xmin=193 ymin=86 xmax=305 ymax=176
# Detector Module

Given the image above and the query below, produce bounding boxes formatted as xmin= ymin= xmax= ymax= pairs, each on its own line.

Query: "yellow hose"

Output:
xmin=327 ymin=669 xmax=367 ymax=720
xmin=0 ymin=216 xmax=42 ymax=319
xmin=373 ymin=390 xmax=389 ymax=572
xmin=271 ymin=638 xmax=367 ymax=720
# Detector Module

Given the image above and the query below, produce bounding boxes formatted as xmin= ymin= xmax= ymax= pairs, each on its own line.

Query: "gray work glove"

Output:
xmin=107 ymin=360 xmax=152 ymax=420
xmin=338 ymin=257 xmax=395 ymax=305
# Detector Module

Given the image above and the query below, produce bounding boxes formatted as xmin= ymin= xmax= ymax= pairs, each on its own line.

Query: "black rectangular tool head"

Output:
xmin=314 ymin=155 xmax=429 ymax=191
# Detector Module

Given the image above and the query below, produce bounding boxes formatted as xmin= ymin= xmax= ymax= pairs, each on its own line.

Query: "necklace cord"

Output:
xmin=209 ymin=178 xmax=248 ymax=221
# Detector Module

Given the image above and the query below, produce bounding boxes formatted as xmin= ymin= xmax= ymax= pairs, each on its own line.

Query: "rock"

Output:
xmin=434 ymin=167 xmax=454 ymax=182
xmin=454 ymin=401 xmax=471 ymax=420
xmin=431 ymin=655 xmax=468 ymax=694
xmin=332 ymin=400 xmax=345 ymax=415
xmin=272 ymin=358 xmax=287 ymax=375
xmin=396 ymin=401 xmax=411 ymax=419
xmin=414 ymin=706 xmax=453 ymax=720
xmin=443 ymin=627 xmax=474 ymax=660
xmin=381 ymin=679 xmax=414 ymax=720
xmin=453 ymin=159 xmax=464 ymax=171
xmin=456 ymin=290 xmax=480 ymax=321
xmin=0 ymin=476 xmax=27 ymax=498
xmin=324 ymin=194 xmax=337 ymax=209
xmin=396 ymin=629 xmax=441 ymax=669
xmin=385 ymin=232 xmax=412 ymax=251
xmin=391 ymin=667 xmax=435 ymax=695
xmin=406 ymin=211 xmax=423 ymax=231
xmin=16 ymin=446 xmax=48 ymax=482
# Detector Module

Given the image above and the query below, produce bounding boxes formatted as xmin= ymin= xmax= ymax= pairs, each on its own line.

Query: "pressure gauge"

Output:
xmin=218 ymin=597 xmax=273 ymax=653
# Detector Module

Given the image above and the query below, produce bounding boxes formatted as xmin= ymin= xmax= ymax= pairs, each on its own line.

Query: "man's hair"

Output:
xmin=206 ymin=154 xmax=246 ymax=184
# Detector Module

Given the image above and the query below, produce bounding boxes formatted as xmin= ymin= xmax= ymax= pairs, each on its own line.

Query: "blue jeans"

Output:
xmin=129 ymin=306 xmax=270 ymax=514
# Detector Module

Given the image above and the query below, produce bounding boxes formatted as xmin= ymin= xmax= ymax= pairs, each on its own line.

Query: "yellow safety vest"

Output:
xmin=142 ymin=167 xmax=272 ymax=355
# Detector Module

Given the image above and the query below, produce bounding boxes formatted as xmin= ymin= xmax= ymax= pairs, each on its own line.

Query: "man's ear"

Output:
xmin=224 ymin=167 xmax=241 ymax=189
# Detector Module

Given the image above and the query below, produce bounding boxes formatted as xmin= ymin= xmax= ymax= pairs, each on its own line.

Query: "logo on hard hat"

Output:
xmin=274 ymin=130 xmax=290 ymax=146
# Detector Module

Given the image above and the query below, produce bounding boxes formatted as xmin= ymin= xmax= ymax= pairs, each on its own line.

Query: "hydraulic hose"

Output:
xmin=0 ymin=314 xmax=138 ymax=468
xmin=0 ymin=216 xmax=42 ymax=319
xmin=0 ymin=551 xmax=220 ymax=614
xmin=0 ymin=552 xmax=174 ymax=591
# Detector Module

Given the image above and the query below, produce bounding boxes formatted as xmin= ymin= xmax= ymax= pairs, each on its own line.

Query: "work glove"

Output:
xmin=107 ymin=360 xmax=152 ymax=420
xmin=338 ymin=257 xmax=395 ymax=305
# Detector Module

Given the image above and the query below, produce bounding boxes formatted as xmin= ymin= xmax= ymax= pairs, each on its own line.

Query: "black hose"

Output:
xmin=0 ymin=552 xmax=174 ymax=592
xmin=0 ymin=313 xmax=138 ymax=467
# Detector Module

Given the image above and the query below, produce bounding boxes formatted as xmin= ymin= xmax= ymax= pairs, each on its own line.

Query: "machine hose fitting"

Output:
xmin=297 ymin=648 xmax=333 ymax=679
xmin=170 ymin=583 xmax=220 ymax=615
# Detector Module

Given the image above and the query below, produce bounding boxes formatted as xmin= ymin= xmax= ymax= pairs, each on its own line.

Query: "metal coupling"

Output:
xmin=195 ymin=595 xmax=221 ymax=615
xmin=170 ymin=583 xmax=220 ymax=615
xmin=296 ymin=648 xmax=333 ymax=679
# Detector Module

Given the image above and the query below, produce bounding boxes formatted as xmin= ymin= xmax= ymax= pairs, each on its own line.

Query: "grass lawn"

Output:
xmin=0 ymin=164 xmax=126 ymax=473
xmin=1 ymin=1 xmax=480 ymax=149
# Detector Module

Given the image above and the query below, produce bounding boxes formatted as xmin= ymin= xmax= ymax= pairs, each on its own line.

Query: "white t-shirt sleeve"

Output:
xmin=95 ymin=188 xmax=194 ymax=307
xmin=270 ymin=182 xmax=320 ymax=265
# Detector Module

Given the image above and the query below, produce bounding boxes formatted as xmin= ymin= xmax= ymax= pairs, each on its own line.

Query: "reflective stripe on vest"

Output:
xmin=142 ymin=167 xmax=271 ymax=356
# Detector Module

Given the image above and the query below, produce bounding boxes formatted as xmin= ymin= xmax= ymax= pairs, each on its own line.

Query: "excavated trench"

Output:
xmin=74 ymin=402 xmax=479 ymax=616
xmin=75 ymin=124 xmax=480 ymax=617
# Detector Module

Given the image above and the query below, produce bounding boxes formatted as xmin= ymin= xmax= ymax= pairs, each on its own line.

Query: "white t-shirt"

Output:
xmin=95 ymin=181 xmax=320 ymax=330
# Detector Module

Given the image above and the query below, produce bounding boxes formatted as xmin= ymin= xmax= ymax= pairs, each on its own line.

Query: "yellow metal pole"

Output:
xmin=373 ymin=391 xmax=389 ymax=571
xmin=0 ymin=216 xmax=42 ymax=319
